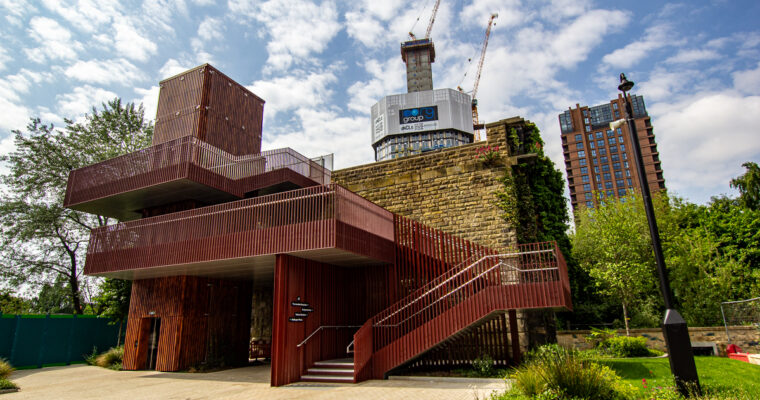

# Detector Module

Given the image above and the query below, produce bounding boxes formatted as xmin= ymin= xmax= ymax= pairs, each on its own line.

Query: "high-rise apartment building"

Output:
xmin=559 ymin=95 xmax=665 ymax=211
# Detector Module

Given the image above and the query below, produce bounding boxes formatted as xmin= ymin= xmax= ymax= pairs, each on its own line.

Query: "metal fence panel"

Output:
xmin=0 ymin=314 xmax=119 ymax=368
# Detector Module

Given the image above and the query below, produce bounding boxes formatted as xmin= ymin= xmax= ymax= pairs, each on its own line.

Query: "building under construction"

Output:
xmin=371 ymin=6 xmax=498 ymax=161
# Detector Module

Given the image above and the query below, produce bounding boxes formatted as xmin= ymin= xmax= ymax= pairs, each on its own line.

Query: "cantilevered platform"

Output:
xmin=64 ymin=137 xmax=330 ymax=221
xmin=83 ymin=184 xmax=395 ymax=281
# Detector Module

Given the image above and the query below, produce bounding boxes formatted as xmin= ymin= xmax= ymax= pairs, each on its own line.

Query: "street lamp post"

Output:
xmin=611 ymin=73 xmax=701 ymax=396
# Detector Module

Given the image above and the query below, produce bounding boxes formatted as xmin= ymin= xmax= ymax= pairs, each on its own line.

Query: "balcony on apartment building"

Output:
xmin=83 ymin=184 xmax=395 ymax=280
xmin=63 ymin=136 xmax=331 ymax=220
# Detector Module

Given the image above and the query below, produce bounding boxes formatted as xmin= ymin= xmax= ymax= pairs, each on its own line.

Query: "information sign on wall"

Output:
xmin=288 ymin=296 xmax=313 ymax=323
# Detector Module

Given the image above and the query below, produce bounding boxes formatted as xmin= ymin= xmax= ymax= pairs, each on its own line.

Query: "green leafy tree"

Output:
xmin=572 ymin=192 xmax=661 ymax=335
xmin=94 ymin=278 xmax=132 ymax=346
xmin=0 ymin=291 xmax=32 ymax=314
xmin=730 ymin=161 xmax=760 ymax=210
xmin=0 ymin=99 xmax=153 ymax=314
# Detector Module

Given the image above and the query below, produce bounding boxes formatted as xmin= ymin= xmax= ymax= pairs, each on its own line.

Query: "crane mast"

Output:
xmin=471 ymin=13 xmax=498 ymax=140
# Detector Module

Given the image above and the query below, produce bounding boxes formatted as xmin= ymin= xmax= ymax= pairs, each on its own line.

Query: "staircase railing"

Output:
xmin=358 ymin=241 xmax=570 ymax=377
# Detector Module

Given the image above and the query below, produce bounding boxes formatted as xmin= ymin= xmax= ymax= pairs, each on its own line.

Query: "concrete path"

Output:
xmin=5 ymin=364 xmax=508 ymax=400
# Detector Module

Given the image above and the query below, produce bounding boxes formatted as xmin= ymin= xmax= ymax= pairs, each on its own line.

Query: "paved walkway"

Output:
xmin=5 ymin=364 xmax=508 ymax=400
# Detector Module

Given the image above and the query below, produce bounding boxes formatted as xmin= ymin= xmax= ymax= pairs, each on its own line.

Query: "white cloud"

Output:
xmin=64 ymin=59 xmax=147 ymax=86
xmin=197 ymin=16 xmax=224 ymax=41
xmin=230 ymin=0 xmax=341 ymax=71
xmin=25 ymin=16 xmax=84 ymax=62
xmin=347 ymin=57 xmax=406 ymax=113
xmin=158 ymin=58 xmax=195 ymax=79
xmin=113 ymin=20 xmax=158 ymax=62
xmin=56 ymin=85 xmax=118 ymax=118
xmin=733 ymin=62 xmax=760 ymax=95
xmin=651 ymin=93 xmax=760 ymax=203
xmin=0 ymin=0 xmax=36 ymax=26
xmin=601 ymin=24 xmax=673 ymax=70
xmin=134 ymin=85 xmax=160 ymax=121
xmin=248 ymin=70 xmax=338 ymax=121
xmin=0 ymin=45 xmax=11 ymax=71
xmin=41 ymin=0 xmax=120 ymax=33
xmin=263 ymin=108 xmax=372 ymax=169
xmin=665 ymin=49 xmax=720 ymax=64
xmin=0 ymin=99 xmax=31 ymax=133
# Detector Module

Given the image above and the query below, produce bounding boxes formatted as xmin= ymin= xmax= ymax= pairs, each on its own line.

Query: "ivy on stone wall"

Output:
xmin=497 ymin=123 xmax=612 ymax=330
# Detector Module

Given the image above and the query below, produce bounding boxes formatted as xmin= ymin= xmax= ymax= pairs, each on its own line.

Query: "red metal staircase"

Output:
xmin=353 ymin=242 xmax=572 ymax=381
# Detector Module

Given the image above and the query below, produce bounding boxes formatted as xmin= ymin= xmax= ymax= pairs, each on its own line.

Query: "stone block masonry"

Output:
xmin=333 ymin=117 xmax=534 ymax=252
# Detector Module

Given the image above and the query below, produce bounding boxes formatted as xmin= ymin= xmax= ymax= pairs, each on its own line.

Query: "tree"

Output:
xmin=94 ymin=278 xmax=132 ymax=346
xmin=572 ymin=193 xmax=661 ymax=335
xmin=730 ymin=162 xmax=760 ymax=210
xmin=0 ymin=99 xmax=153 ymax=314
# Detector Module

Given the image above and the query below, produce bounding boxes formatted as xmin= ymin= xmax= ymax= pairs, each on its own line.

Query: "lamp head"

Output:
xmin=618 ymin=73 xmax=634 ymax=92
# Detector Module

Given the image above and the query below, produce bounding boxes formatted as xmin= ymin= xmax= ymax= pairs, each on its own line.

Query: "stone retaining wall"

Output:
xmin=557 ymin=326 xmax=760 ymax=356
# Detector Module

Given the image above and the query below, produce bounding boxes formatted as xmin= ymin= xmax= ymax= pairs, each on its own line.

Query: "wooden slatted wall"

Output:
xmin=122 ymin=276 xmax=252 ymax=372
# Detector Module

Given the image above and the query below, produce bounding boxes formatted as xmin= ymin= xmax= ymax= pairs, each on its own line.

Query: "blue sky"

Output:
xmin=1 ymin=0 xmax=759 ymax=207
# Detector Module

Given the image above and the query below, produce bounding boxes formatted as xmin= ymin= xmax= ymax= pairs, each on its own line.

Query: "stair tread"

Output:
xmin=301 ymin=375 xmax=354 ymax=381
xmin=308 ymin=368 xmax=355 ymax=373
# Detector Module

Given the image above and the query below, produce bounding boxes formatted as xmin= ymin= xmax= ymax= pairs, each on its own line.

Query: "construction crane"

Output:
xmin=408 ymin=0 xmax=441 ymax=40
xmin=462 ymin=13 xmax=498 ymax=141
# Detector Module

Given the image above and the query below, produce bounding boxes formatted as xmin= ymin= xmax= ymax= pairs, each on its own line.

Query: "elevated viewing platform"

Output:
xmin=83 ymin=184 xmax=394 ymax=280
xmin=64 ymin=136 xmax=330 ymax=220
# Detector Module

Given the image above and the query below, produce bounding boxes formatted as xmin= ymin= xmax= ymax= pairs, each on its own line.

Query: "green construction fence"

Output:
xmin=0 ymin=314 xmax=120 ymax=368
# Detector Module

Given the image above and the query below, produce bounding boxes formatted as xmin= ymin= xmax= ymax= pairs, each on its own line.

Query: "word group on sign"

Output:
xmin=288 ymin=296 xmax=314 ymax=322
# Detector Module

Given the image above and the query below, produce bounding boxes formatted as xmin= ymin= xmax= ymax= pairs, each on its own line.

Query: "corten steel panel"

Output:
xmin=153 ymin=64 xmax=264 ymax=156
xmin=83 ymin=184 xmax=394 ymax=278
xmin=64 ymin=138 xmax=330 ymax=220
xmin=271 ymin=255 xmax=384 ymax=386
xmin=122 ymin=276 xmax=252 ymax=372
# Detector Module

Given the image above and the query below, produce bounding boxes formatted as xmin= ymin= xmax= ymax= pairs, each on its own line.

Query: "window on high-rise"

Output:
xmin=579 ymin=158 xmax=587 ymax=166
xmin=605 ymin=182 xmax=613 ymax=189
xmin=597 ymin=140 xmax=605 ymax=147
xmin=578 ymin=150 xmax=586 ymax=158
xmin=591 ymin=149 xmax=596 ymax=157
xmin=580 ymin=166 xmax=588 ymax=174
xmin=607 ymin=130 xmax=614 ymax=137
xmin=587 ymin=133 xmax=593 ymax=140
xmin=596 ymin=131 xmax=604 ymax=139
xmin=595 ymin=175 xmax=601 ymax=182
xmin=623 ymin=152 xmax=627 ymax=160
xmin=585 ymin=192 xmax=592 ymax=200
xmin=597 ymin=184 xmax=603 ymax=191
xmin=627 ymin=178 xmax=633 ymax=186
xmin=613 ymin=102 xmax=619 ymax=110
xmin=616 ymin=179 xmax=625 ymax=187
xmin=589 ymin=141 xmax=595 ymax=149
xmin=592 ymin=158 xmax=598 ymax=165
xmin=599 ymin=148 xmax=607 ymax=156
xmin=615 ymin=171 xmax=623 ymax=179
xmin=626 ymin=170 xmax=631 ymax=177
xmin=617 ymin=128 xmax=623 ymax=135
xmin=602 ymin=164 xmax=610 ymax=172
xmin=624 ymin=161 xmax=629 ymax=168
xmin=612 ymin=162 xmax=621 ymax=170
xmin=582 ymin=175 xmax=589 ymax=182
xmin=586 ymin=201 xmax=594 ymax=208
xmin=583 ymin=184 xmax=591 ymax=191
xmin=611 ymin=154 xmax=620 ymax=162
xmin=618 ymin=188 xmax=627 ymax=196
xmin=577 ymin=142 xmax=584 ymax=150
xmin=600 ymin=156 xmax=608 ymax=163
xmin=608 ymin=137 xmax=616 ymax=145
xmin=586 ymin=126 xmax=591 ymax=132
xmin=575 ymin=134 xmax=582 ymax=142
xmin=610 ymin=145 xmax=618 ymax=153
xmin=603 ymin=172 xmax=611 ymax=181
xmin=594 ymin=166 xmax=600 ymax=173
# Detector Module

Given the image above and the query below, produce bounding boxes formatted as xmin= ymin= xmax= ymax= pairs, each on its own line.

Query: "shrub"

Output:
xmin=510 ymin=345 xmax=636 ymax=400
xmin=473 ymin=354 xmax=495 ymax=377
xmin=95 ymin=346 xmax=124 ymax=370
xmin=0 ymin=378 xmax=18 ymax=391
xmin=584 ymin=327 xmax=617 ymax=348
xmin=601 ymin=336 xmax=651 ymax=358
xmin=0 ymin=359 xmax=13 ymax=380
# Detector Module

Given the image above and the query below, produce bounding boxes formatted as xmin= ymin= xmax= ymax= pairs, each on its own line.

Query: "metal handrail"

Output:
xmin=374 ymin=249 xmax=557 ymax=325
xmin=375 ymin=257 xmax=560 ymax=328
xmin=296 ymin=325 xmax=362 ymax=348
xmin=346 ymin=340 xmax=355 ymax=354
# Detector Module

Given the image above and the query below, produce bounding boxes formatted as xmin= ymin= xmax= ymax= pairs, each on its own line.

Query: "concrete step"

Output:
xmin=307 ymin=367 xmax=355 ymax=376
xmin=300 ymin=374 xmax=354 ymax=383
xmin=313 ymin=359 xmax=354 ymax=369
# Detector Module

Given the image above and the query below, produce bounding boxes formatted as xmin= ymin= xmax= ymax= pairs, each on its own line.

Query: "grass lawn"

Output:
xmin=598 ymin=356 xmax=760 ymax=396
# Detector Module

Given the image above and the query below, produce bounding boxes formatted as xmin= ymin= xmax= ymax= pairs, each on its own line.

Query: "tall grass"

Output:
xmin=0 ymin=359 xmax=13 ymax=380
xmin=511 ymin=345 xmax=636 ymax=400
